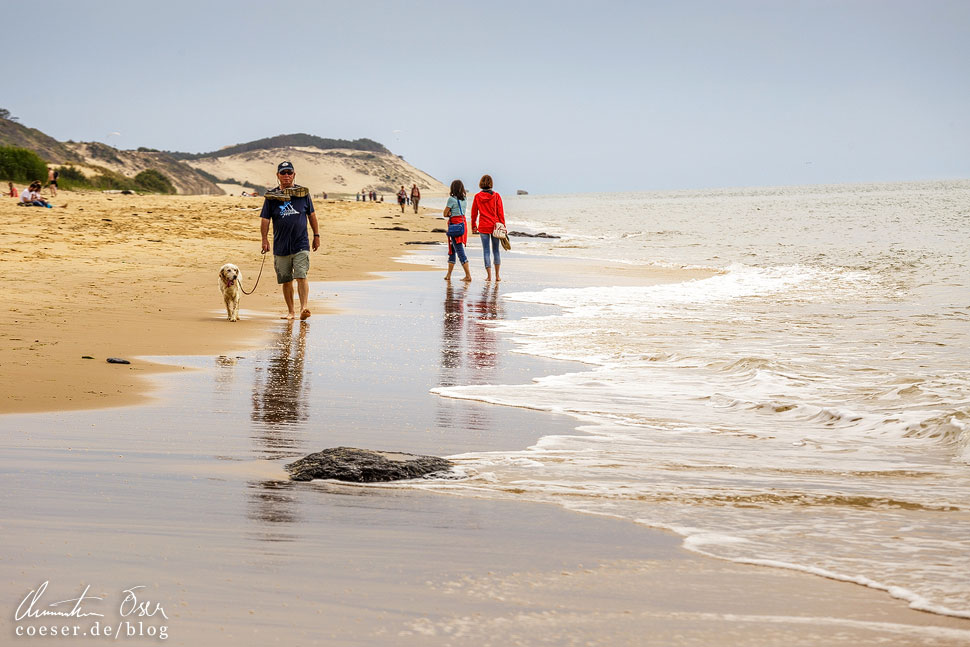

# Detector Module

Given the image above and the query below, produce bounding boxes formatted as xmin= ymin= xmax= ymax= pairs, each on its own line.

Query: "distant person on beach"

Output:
xmin=443 ymin=179 xmax=472 ymax=282
xmin=5 ymin=182 xmax=18 ymax=198
xmin=260 ymin=160 xmax=320 ymax=321
xmin=410 ymin=184 xmax=420 ymax=213
xmin=47 ymin=168 xmax=58 ymax=197
xmin=471 ymin=174 xmax=507 ymax=281
xmin=397 ymin=186 xmax=407 ymax=213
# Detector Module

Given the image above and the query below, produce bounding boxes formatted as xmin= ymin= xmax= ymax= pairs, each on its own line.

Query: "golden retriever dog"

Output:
xmin=218 ymin=263 xmax=242 ymax=322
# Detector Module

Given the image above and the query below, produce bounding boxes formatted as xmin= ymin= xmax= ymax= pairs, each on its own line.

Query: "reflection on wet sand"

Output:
xmin=437 ymin=282 xmax=505 ymax=432
xmin=440 ymin=282 xmax=467 ymax=377
xmin=251 ymin=320 xmax=310 ymax=455
xmin=470 ymin=282 xmax=502 ymax=372
xmin=246 ymin=479 xmax=301 ymax=543
xmin=214 ymin=354 xmax=241 ymax=401
xmin=247 ymin=321 xmax=311 ymax=542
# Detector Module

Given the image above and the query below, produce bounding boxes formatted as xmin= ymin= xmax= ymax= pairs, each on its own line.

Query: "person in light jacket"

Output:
xmin=443 ymin=179 xmax=472 ymax=282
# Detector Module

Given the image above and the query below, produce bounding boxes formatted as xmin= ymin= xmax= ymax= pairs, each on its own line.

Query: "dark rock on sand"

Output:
xmin=405 ymin=240 xmax=443 ymax=245
xmin=286 ymin=447 xmax=453 ymax=482
xmin=508 ymin=231 xmax=560 ymax=239
xmin=106 ymin=357 xmax=131 ymax=364
xmin=375 ymin=226 xmax=410 ymax=231
xmin=431 ymin=227 xmax=446 ymax=233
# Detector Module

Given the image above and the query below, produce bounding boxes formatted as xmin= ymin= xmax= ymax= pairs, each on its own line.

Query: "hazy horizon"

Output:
xmin=3 ymin=0 xmax=968 ymax=194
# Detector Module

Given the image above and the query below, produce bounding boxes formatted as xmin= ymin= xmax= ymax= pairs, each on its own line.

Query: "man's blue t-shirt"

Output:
xmin=260 ymin=193 xmax=315 ymax=256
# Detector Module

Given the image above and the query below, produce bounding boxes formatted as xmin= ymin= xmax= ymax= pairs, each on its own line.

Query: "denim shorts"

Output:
xmin=274 ymin=250 xmax=310 ymax=284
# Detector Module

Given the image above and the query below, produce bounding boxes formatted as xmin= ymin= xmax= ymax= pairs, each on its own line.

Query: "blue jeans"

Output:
xmin=447 ymin=238 xmax=468 ymax=264
xmin=480 ymin=233 xmax=501 ymax=269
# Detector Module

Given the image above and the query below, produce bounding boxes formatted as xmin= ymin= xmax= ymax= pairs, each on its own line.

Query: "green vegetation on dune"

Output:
xmin=46 ymin=164 xmax=177 ymax=194
xmin=133 ymin=169 xmax=176 ymax=193
xmin=0 ymin=146 xmax=48 ymax=183
xmin=55 ymin=165 xmax=91 ymax=190
xmin=167 ymin=133 xmax=390 ymax=160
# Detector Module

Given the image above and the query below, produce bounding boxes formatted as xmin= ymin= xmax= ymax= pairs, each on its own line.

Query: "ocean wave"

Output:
xmin=502 ymin=263 xmax=873 ymax=315
xmin=904 ymin=409 xmax=970 ymax=447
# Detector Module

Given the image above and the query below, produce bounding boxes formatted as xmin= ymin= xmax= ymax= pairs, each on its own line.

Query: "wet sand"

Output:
xmin=0 ymin=192 xmax=439 ymax=413
xmin=3 ymin=251 xmax=970 ymax=644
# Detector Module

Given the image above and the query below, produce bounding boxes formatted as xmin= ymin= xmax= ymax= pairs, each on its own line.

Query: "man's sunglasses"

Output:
xmin=278 ymin=169 xmax=294 ymax=175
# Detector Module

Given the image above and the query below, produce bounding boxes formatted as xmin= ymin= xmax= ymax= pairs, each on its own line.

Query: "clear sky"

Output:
xmin=4 ymin=0 xmax=968 ymax=194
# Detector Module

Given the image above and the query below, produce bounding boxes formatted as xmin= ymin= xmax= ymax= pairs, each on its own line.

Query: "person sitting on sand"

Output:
xmin=5 ymin=182 xmax=18 ymax=198
xmin=260 ymin=161 xmax=320 ymax=321
xmin=410 ymin=183 xmax=421 ymax=213
xmin=397 ymin=185 xmax=407 ymax=213
xmin=470 ymin=174 xmax=507 ymax=281
xmin=443 ymin=179 xmax=472 ymax=282
xmin=20 ymin=182 xmax=50 ymax=207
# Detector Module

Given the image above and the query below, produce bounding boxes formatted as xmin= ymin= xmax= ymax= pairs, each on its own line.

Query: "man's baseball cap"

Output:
xmin=277 ymin=161 xmax=294 ymax=173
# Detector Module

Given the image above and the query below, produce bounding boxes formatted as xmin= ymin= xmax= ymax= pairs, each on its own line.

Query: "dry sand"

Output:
xmin=0 ymin=191 xmax=440 ymax=413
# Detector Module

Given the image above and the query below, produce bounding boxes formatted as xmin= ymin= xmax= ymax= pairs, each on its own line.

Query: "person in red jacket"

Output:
xmin=470 ymin=174 xmax=506 ymax=281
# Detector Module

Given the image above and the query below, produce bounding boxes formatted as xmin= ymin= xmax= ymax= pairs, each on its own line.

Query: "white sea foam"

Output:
xmin=425 ymin=182 xmax=970 ymax=617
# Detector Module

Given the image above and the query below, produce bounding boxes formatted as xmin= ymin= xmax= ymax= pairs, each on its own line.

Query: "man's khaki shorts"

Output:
xmin=274 ymin=250 xmax=310 ymax=284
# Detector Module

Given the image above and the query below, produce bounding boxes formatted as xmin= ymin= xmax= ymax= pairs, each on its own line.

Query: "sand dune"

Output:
xmin=186 ymin=147 xmax=447 ymax=196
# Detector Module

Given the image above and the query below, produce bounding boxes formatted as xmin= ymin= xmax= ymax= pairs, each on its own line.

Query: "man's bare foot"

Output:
xmin=495 ymin=276 xmax=501 ymax=282
xmin=444 ymin=275 xmax=452 ymax=280
xmin=281 ymin=312 xmax=296 ymax=320
xmin=462 ymin=275 xmax=472 ymax=282
xmin=300 ymin=309 xmax=311 ymax=320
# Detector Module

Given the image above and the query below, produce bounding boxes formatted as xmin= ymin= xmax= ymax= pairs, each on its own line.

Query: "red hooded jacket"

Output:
xmin=471 ymin=190 xmax=505 ymax=234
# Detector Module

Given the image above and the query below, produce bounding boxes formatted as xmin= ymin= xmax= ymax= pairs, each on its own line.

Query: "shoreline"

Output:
xmin=4 ymin=196 xmax=970 ymax=643
xmin=5 ymin=265 xmax=970 ymax=644
xmin=0 ymin=192 xmax=440 ymax=414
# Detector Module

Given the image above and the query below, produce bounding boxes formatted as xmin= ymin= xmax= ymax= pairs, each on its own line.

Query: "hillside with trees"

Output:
xmin=168 ymin=133 xmax=390 ymax=160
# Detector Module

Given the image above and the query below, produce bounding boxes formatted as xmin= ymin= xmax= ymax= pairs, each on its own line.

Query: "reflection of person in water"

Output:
xmin=246 ymin=480 xmax=301 ymax=539
xmin=251 ymin=320 xmax=310 ymax=437
xmin=469 ymin=283 xmax=502 ymax=370
xmin=440 ymin=282 xmax=466 ymax=379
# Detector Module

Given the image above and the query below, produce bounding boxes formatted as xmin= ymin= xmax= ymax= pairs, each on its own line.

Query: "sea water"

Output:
xmin=427 ymin=180 xmax=970 ymax=617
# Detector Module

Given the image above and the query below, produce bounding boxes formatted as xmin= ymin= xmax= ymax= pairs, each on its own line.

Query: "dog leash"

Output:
xmin=240 ymin=251 xmax=267 ymax=295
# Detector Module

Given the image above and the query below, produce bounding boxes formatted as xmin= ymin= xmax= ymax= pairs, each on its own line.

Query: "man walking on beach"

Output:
xmin=260 ymin=161 xmax=320 ymax=320
xmin=410 ymin=183 xmax=421 ymax=213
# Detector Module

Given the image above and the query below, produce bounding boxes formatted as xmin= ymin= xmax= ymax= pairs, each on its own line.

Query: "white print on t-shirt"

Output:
xmin=278 ymin=201 xmax=299 ymax=217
